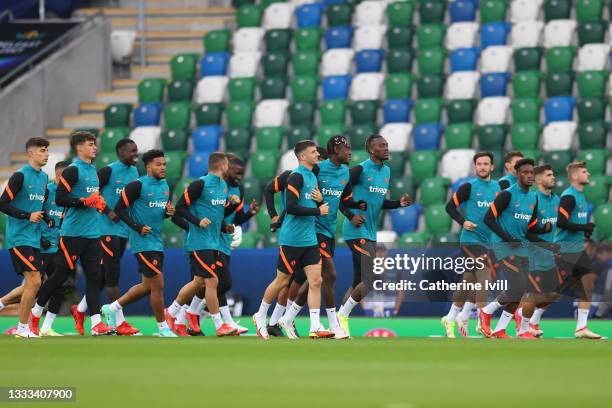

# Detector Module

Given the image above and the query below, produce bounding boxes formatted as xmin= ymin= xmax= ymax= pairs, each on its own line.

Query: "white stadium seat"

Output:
xmin=354 ymin=1 xmax=386 ymax=27
xmin=263 ymin=3 xmax=294 ymax=29
xmin=476 ymin=97 xmax=511 ymax=126
xmin=510 ymin=0 xmax=543 ymax=23
xmin=440 ymin=149 xmax=476 ymax=182
xmin=110 ymin=30 xmax=136 ymax=64
xmin=446 ymin=22 xmax=480 ymax=50
xmin=446 ymin=71 xmax=480 ymax=100
xmin=42 ymin=153 xmax=68 ymax=180
xmin=229 ymin=52 xmax=261 ymax=78
xmin=349 ymin=73 xmax=384 ymax=101
xmin=379 ymin=123 xmax=413 ymax=152
xmin=577 ymin=44 xmax=610 ymax=72
xmin=194 ymin=76 xmax=228 ymax=104
xmin=254 ymin=99 xmax=289 ymax=128
xmin=481 ymin=46 xmax=513 ymax=73
xmin=377 ymin=231 xmax=398 ymax=244
xmin=321 ymin=48 xmax=355 ymax=76
xmin=130 ymin=127 xmax=162 ymax=152
xmin=353 ymin=25 xmax=386 ymax=51
xmin=232 ymin=28 xmax=264 ymax=53
xmin=542 ymin=121 xmax=576 ymax=151
xmin=511 ymin=21 xmax=544 ymax=48
xmin=544 ymin=20 xmax=576 ymax=48
xmin=279 ymin=149 xmax=298 ymax=174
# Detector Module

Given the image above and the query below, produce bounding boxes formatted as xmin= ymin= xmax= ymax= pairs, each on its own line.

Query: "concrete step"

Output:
xmin=135 ymin=54 xmax=173 ymax=66
xmin=10 ymin=154 xmax=29 ymax=164
xmin=112 ymin=79 xmax=141 ymax=90
xmin=135 ymin=30 xmax=208 ymax=41
xmin=97 ymin=0 xmax=234 ymax=10
xmin=111 ymin=16 xmax=232 ymax=32
xmin=130 ymin=65 xmax=171 ymax=81
xmin=95 ymin=90 xmax=138 ymax=104
xmin=80 ymin=102 xmax=108 ymax=114
xmin=46 ymin=128 xmax=74 ymax=139
xmin=0 ymin=165 xmax=21 ymax=179
xmin=63 ymin=114 xmax=104 ymax=129
xmin=77 ymin=6 xmax=234 ymax=18
xmin=134 ymin=40 xmax=202 ymax=57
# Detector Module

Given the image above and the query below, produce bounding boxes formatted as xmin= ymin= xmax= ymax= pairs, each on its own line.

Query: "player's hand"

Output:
xmin=249 ymin=199 xmax=260 ymax=215
xmin=41 ymin=238 xmax=52 ymax=250
xmin=400 ymin=194 xmax=412 ymax=207
xmin=351 ymin=214 xmax=365 ymax=227
xmin=165 ymin=203 xmax=175 ymax=216
xmin=319 ymin=202 xmax=329 ymax=215
xmin=463 ymin=221 xmax=477 ymax=231
xmin=46 ymin=218 xmax=55 ymax=228
xmin=229 ymin=194 xmax=241 ymax=205
xmin=231 ymin=226 xmax=242 ymax=249
xmin=543 ymin=222 xmax=553 ymax=233
xmin=29 ymin=211 xmax=44 ymax=223
xmin=81 ymin=192 xmax=102 ymax=209
xmin=199 ymin=218 xmax=211 ymax=228
xmin=224 ymin=224 xmax=235 ymax=234
xmin=108 ymin=210 xmax=120 ymax=223
xmin=358 ymin=200 xmax=368 ymax=210
xmin=311 ymin=188 xmax=323 ymax=203
xmin=271 ymin=215 xmax=279 ymax=224
xmin=140 ymin=225 xmax=152 ymax=236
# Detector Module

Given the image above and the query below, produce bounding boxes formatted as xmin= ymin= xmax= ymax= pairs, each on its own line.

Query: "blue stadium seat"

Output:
xmin=192 ymin=126 xmax=222 ymax=152
xmin=188 ymin=151 xmax=211 ymax=177
xmin=449 ymin=0 xmax=477 ymax=22
xmin=480 ymin=72 xmax=511 ymax=97
xmin=296 ymin=3 xmax=324 ymax=28
xmin=391 ymin=205 xmax=422 ymax=235
xmin=355 ymin=49 xmax=385 ymax=73
xmin=480 ymin=22 xmax=511 ymax=48
xmin=322 ymin=75 xmax=352 ymax=100
xmin=544 ymin=96 xmax=576 ymax=123
xmin=199 ymin=52 xmax=230 ymax=77
xmin=383 ymin=99 xmax=414 ymax=123
xmin=325 ymin=26 xmax=353 ymax=49
xmin=449 ymin=48 xmax=480 ymax=72
xmin=133 ymin=103 xmax=162 ymax=127
xmin=323 ymin=0 xmax=344 ymax=6
xmin=451 ymin=176 xmax=473 ymax=194
xmin=413 ymin=124 xmax=444 ymax=150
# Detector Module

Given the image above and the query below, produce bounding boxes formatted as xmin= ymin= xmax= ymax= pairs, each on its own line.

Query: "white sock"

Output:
xmin=268 ymin=304 xmax=286 ymax=326
xmin=516 ymin=307 xmax=523 ymax=318
xmin=197 ymin=298 xmax=207 ymax=315
xmin=168 ymin=300 xmax=182 ymax=317
xmin=77 ymin=296 xmax=88 ymax=313
xmin=256 ymin=301 xmax=271 ymax=319
xmin=576 ymin=308 xmax=589 ymax=331
xmin=219 ymin=305 xmax=237 ymax=326
xmin=91 ymin=314 xmax=101 ymax=327
xmin=286 ymin=300 xmax=293 ymax=309
xmin=493 ymin=311 xmax=513 ymax=332
xmin=309 ymin=308 xmax=321 ymax=332
xmin=31 ymin=303 xmax=45 ymax=318
xmin=0 ymin=299 xmax=5 ymax=310
xmin=41 ymin=312 xmax=56 ymax=332
xmin=519 ymin=314 xmax=530 ymax=334
xmin=446 ymin=304 xmax=462 ymax=322
xmin=211 ymin=312 xmax=224 ymax=329
xmin=482 ymin=300 xmax=502 ymax=315
xmin=175 ymin=305 xmax=187 ymax=325
xmin=115 ymin=309 xmax=125 ymax=326
xmin=339 ymin=297 xmax=358 ymax=316
xmin=158 ymin=321 xmax=169 ymax=331
xmin=283 ymin=302 xmax=303 ymax=325
xmin=17 ymin=322 xmax=29 ymax=334
xmin=326 ymin=308 xmax=339 ymax=330
xmin=458 ymin=302 xmax=474 ymax=321
xmin=530 ymin=308 xmax=545 ymax=325
xmin=188 ymin=296 xmax=204 ymax=314
xmin=109 ymin=300 xmax=123 ymax=313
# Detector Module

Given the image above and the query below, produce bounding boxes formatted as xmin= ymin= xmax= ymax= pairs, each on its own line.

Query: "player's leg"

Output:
xmin=0 ymin=286 xmax=23 ymax=309
xmin=576 ymin=271 xmax=600 ymax=339
xmin=491 ymin=256 xmax=527 ymax=338
xmin=12 ymin=247 xmax=43 ymax=337
xmin=101 ymin=236 xmax=124 ymax=302
xmin=449 ymin=271 xmax=476 ymax=338
xmin=318 ymin=235 xmax=343 ymax=335
xmin=80 ymin=238 xmax=114 ymax=335
xmin=40 ymin=254 xmax=64 ymax=336
xmin=341 ymin=240 xmax=363 ymax=304
xmin=215 ymin=256 xmax=247 ymax=334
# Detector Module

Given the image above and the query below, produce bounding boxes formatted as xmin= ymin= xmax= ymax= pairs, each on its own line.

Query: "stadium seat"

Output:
xmin=325 ymin=26 xmax=353 ymax=49
xmin=510 ymin=0 xmax=542 ymax=23
xmin=577 ymin=21 xmax=606 ymax=46
xmin=241 ymin=177 xmax=262 ymax=202
xmin=544 ymin=0 xmax=572 ymax=22
xmin=350 ymin=149 xmax=370 ymax=166
xmin=412 ymin=124 xmax=443 ymax=150
xmin=110 ymin=30 xmax=135 ymax=64
xmin=256 ymin=127 xmax=284 ymax=150
xmin=481 ymin=45 xmax=513 ymax=73
xmin=511 ymin=21 xmax=544 ymax=48
xmin=576 ymin=0 xmax=605 ymax=22
xmin=225 ymin=127 xmax=251 ymax=151
xmin=419 ymin=0 xmax=447 ymax=24
xmin=354 ymin=26 xmax=386 ymax=51
xmin=577 ymin=149 xmax=609 ymax=174
xmin=544 ymin=96 xmax=576 ymax=123
xmin=322 ymin=48 xmax=355 ymax=76
xmin=444 ymin=123 xmax=474 ymax=149
xmin=194 ymin=76 xmax=228 ymax=104
xmin=292 ymin=51 xmax=321 ymax=76
xmin=584 ymin=175 xmax=611 ymax=205
xmin=480 ymin=73 xmax=510 ymax=97
xmin=449 ymin=48 xmax=480 ymax=72
xmin=552 ymin=174 xmax=570 ymax=196
xmin=167 ymin=80 xmax=194 ymax=103
xmin=386 ymin=1 xmax=413 ymax=28
xmin=229 ymin=52 xmax=261 ymax=78
xmin=440 ymin=149 xmax=476 ymax=182
xmin=418 ymin=177 xmax=451 ymax=206
xmin=316 ymin=125 xmax=346 ymax=146
xmin=319 ymin=100 xmax=346 ymax=126
xmin=277 ymin=150 xmax=297 ymax=175
xmin=354 ymin=0 xmax=386 ymax=27
xmin=261 ymin=52 xmax=288 ymax=77
xmin=192 ymin=126 xmax=222 ymax=152
xmin=161 ymin=128 xmax=189 ymax=151
xmin=544 ymin=20 xmax=577 ymax=48
xmin=164 ymin=151 xmax=185 ymax=183
xmin=254 ymin=99 xmax=288 ymax=128
xmin=288 ymin=101 xmax=315 ymax=126
xmin=379 ymin=123 xmax=412 ymax=151
xmin=383 ymin=99 xmax=413 ymax=124
xmin=291 ymin=76 xmax=318 ymax=102
xmin=513 ymin=47 xmax=544 ymax=72
xmin=349 ymin=73 xmax=384 ymax=101
xmin=385 ymin=73 xmax=413 ymax=99
xmin=236 ymin=4 xmax=263 ymax=28
xmin=195 ymin=102 xmax=223 ymax=126
xmin=171 ymin=53 xmax=197 ymax=80
xmin=356 ymin=49 xmax=385 ymax=73
xmin=386 ymin=48 xmax=415 ymax=74
xmin=138 ymin=78 xmax=165 ymax=103
xmin=390 ymin=176 xmax=416 ymax=200
xmin=322 ymin=75 xmax=351 ymax=100
xmin=104 ymin=104 xmax=132 ymax=128
xmin=480 ymin=22 xmax=511 ymax=48
xmin=446 ymin=99 xmax=476 ymax=124
xmin=164 ymin=102 xmax=191 ymax=129
xmin=226 ymin=101 xmax=254 ymax=128
xmin=577 ymin=70 xmax=607 ymax=97
xmin=327 ymin=3 xmax=353 ymax=27
xmin=480 ymin=0 xmax=508 ymax=24
xmin=425 ymin=204 xmax=452 ymax=235
xmin=200 ymin=52 xmax=230 ymax=77
xmin=285 ymin=126 xmax=313 ymax=146
xmin=512 ymin=98 xmax=542 ymax=124
xmin=410 ymin=150 xmax=439 ymax=183
xmin=577 ymin=97 xmax=607 ymax=122
xmin=259 ymin=77 xmax=288 ymax=99
xmin=95 ymin=152 xmax=117 ymax=170
xmin=476 ymin=97 xmax=511 ymax=126
xmin=417 ymin=47 xmax=446 ymax=75
xmin=387 ymin=151 xmax=407 ymax=177
xmin=542 ymin=150 xmax=575 ymax=174
xmin=545 ymin=71 xmax=574 ymax=97
xmin=130 ymin=126 xmax=161 ymax=152
xmin=397 ymin=231 xmax=430 ymax=246
xmin=204 ymin=29 xmax=232 ymax=53
xmin=414 ymin=98 xmax=443 ymax=125
xmin=477 ymin=124 xmax=507 ymax=150
xmin=387 ymin=26 xmax=415 ymax=50
xmin=417 ymin=24 xmax=446 ymax=49
xmin=578 ymin=121 xmax=608 ymax=148
xmin=391 ymin=206 xmax=421 ymax=235
xmin=250 ymin=151 xmax=280 ymax=181
xmin=296 ymin=3 xmax=324 ymax=29
xmin=593 ymin=204 xmax=612 ymax=238
xmin=577 ymin=44 xmax=609 ymax=72
xmin=263 ymin=2 xmax=293 ymax=29
xmin=295 ymin=27 xmax=322 ymax=51
xmin=100 ymin=127 xmax=129 ymax=152
xmin=255 ymin=208 xmax=272 ymax=235
xmin=512 ymin=71 xmax=542 ymax=98
xmin=265 ymin=28 xmax=292 ymax=52
xmin=449 ymin=0 xmax=477 ymax=23
xmin=188 ymin=151 xmax=210 ymax=177
xmin=133 ymin=103 xmax=162 ymax=127
xmin=542 ymin=121 xmax=576 ymax=151
xmin=545 ymin=46 xmax=576 ymax=73
xmin=511 ymin=122 xmax=542 ymax=150
xmin=349 ymin=124 xmax=377 ymax=148
xmin=446 ymin=23 xmax=479 ymax=50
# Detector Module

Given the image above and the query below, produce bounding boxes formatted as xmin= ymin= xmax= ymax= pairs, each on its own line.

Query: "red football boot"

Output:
xmin=477 ymin=310 xmax=493 ymax=338
xmin=174 ymin=323 xmax=189 ymax=337
xmin=216 ymin=323 xmax=238 ymax=337
xmin=116 ymin=321 xmax=140 ymax=336
xmin=91 ymin=322 xmax=115 ymax=336
xmin=164 ymin=308 xmax=176 ymax=332
xmin=71 ymin=305 xmax=85 ymax=336
xmin=29 ymin=312 xmax=40 ymax=336
xmin=184 ymin=311 xmax=201 ymax=334
xmin=491 ymin=329 xmax=512 ymax=339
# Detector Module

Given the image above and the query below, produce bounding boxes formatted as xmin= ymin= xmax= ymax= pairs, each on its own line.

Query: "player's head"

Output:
xmin=70 ymin=131 xmax=97 ymax=162
xmin=514 ymin=158 xmax=535 ymax=188
xmin=534 ymin=164 xmax=555 ymax=191
xmin=472 ymin=152 xmax=494 ymax=179
xmin=54 ymin=160 xmax=70 ymax=184
xmin=226 ymin=153 xmax=245 ymax=186
xmin=115 ymin=139 xmax=138 ymax=166
xmin=208 ymin=152 xmax=229 ymax=177
xmin=316 ymin=146 xmax=329 ymax=162
xmin=294 ymin=140 xmax=319 ymax=167
xmin=25 ymin=137 xmax=50 ymax=168
xmin=366 ymin=134 xmax=389 ymax=162
xmin=142 ymin=149 xmax=166 ymax=179
xmin=504 ymin=151 xmax=524 ymax=176
xmin=567 ymin=161 xmax=590 ymax=186
xmin=327 ymin=135 xmax=351 ymax=165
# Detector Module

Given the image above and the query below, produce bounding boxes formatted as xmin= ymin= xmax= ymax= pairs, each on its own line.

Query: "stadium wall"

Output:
xmin=0 ymin=15 xmax=111 ymax=165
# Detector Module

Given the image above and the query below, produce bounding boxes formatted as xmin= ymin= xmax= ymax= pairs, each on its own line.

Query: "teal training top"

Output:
xmin=41 ymin=182 xmax=63 ymax=254
xmin=98 ymin=161 xmax=139 ymax=238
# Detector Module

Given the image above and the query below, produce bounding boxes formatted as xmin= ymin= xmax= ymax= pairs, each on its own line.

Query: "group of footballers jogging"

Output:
xmin=0 ymin=129 xmax=603 ymax=340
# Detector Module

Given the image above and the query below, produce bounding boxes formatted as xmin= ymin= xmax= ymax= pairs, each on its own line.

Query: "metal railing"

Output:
xmin=138 ymin=0 xmax=146 ymax=67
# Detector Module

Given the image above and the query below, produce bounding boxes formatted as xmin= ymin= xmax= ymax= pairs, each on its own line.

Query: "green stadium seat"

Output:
xmin=388 ymin=151 xmax=407 ymax=178
xmin=593 ymin=203 xmax=612 ymax=238
xmin=417 ymin=47 xmax=446 ymax=75
xmin=577 ymin=71 xmax=608 ymax=97
xmin=577 ymin=21 xmax=606 ymax=45
xmin=262 ymin=232 xmax=280 ymax=248
xmin=545 ymin=47 xmax=576 ymax=73
xmin=349 ymin=100 xmax=379 ymax=125
xmin=387 ymin=1 xmax=414 ymax=28
xmin=285 ymin=126 xmax=313 ymax=146
xmin=417 ymin=24 xmax=446 ymax=49
xmin=100 ymin=127 xmax=129 ymax=153
xmin=545 ymin=71 xmax=574 ymax=97
xmin=167 ymin=80 xmax=193 ymax=102
xmin=477 ymin=125 xmax=507 ymax=150
xmin=319 ymin=100 xmax=346 ymax=126
xmin=161 ymin=128 xmax=189 ymax=151
xmin=390 ymin=177 xmax=416 ymax=200
xmin=349 ymin=124 xmax=377 ymax=149
xmin=577 ymin=97 xmax=607 ymax=122
xmin=75 ymin=128 xmax=99 ymax=137
xmin=513 ymin=47 xmax=543 ymax=72
xmin=194 ymin=103 xmax=223 ymax=126
xmin=164 ymin=151 xmax=185 ymax=184
xmin=261 ymin=0 xmax=284 ymax=9
xmin=444 ymin=123 xmax=474 ymax=150
xmin=164 ymin=232 xmax=185 ymax=248
xmin=577 ymin=149 xmax=609 ymax=174
xmin=295 ymin=28 xmax=322 ymax=51
xmin=584 ymin=175 xmax=610 ymax=205
xmin=104 ymin=104 xmax=132 ymax=128
xmin=292 ymin=51 xmax=321 ymax=76
xmin=240 ymin=231 xmax=259 ymax=248
xmin=446 ymin=99 xmax=476 ymax=124
xmin=260 ymin=76 xmax=287 ymax=99
xmin=250 ymin=150 xmax=280 ymax=181
xmin=261 ymin=52 xmax=288 ymax=77
xmin=419 ymin=177 xmax=450 ymax=206
xmin=232 ymin=0 xmax=254 ymax=8
xmin=255 ymin=207 xmax=272 ymax=235
xmin=316 ymin=125 xmax=345 ymax=146
xmin=511 ymin=123 xmax=541 ymax=150
xmin=256 ymin=127 xmax=285 ymax=150
xmin=237 ymin=4 xmax=262 ymax=28
xmin=172 ymin=177 xmax=195 ymax=201
xmin=265 ymin=29 xmax=292 ymax=52
xmin=578 ymin=121 xmax=608 ymax=148
xmin=433 ymin=232 xmax=460 ymax=244
xmin=521 ymin=149 xmax=542 ymax=163
xmin=291 ymin=76 xmax=318 ymax=102
xmin=480 ymin=0 xmax=508 ymax=23
xmin=544 ymin=0 xmax=571 ymax=22
xmin=226 ymin=102 xmax=254 ymax=128
xmin=425 ymin=204 xmax=452 ymax=235
xmin=397 ymin=232 xmax=430 ymax=247
xmin=385 ymin=73 xmax=413 ymax=99
xmin=386 ymin=48 xmax=415 ymax=73
xmin=350 ymin=150 xmax=370 ymax=166
xmin=138 ymin=78 xmax=165 ymax=103
xmin=204 ymin=29 xmax=231 ymax=52
xmin=225 ymin=127 xmax=252 ymax=151
xmin=542 ymin=150 xmax=575 ymax=174
xmin=387 ymin=26 xmax=415 ymax=50
xmin=414 ymin=98 xmax=443 ymax=125
xmin=242 ymin=177 xmax=263 ymax=202
xmin=512 ymin=71 xmax=542 ymax=98
xmin=96 ymin=152 xmax=117 ymax=170
xmin=288 ymin=101 xmax=315 ymax=127
xmin=326 ymin=3 xmax=353 ymax=26
xmin=417 ymin=74 xmax=445 ymax=98
xmin=577 ymin=0 xmax=604 ymax=22
xmin=410 ymin=151 xmax=439 ymax=183
xmin=170 ymin=53 xmax=197 ymax=81
xmin=419 ymin=0 xmax=447 ymax=24
xmin=512 ymin=98 xmax=542 ymax=124
xmin=552 ymin=175 xmax=569 ymax=196
xmin=163 ymin=217 xmax=182 ymax=235
xmin=228 ymin=77 xmax=256 ymax=102
xmin=163 ymin=102 xmax=191 ymax=129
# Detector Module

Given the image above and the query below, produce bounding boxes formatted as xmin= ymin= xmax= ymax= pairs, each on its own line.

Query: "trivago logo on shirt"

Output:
xmin=476 ymin=200 xmax=492 ymax=208
xmin=577 ymin=211 xmax=588 ymax=219
xmin=211 ymin=198 xmax=226 ymax=206
xmin=514 ymin=212 xmax=532 ymax=221
xmin=321 ymin=188 xmax=342 ymax=197
xmin=148 ymin=200 xmax=167 ymax=208
xmin=48 ymin=209 xmax=62 ymax=217
xmin=369 ymin=186 xmax=388 ymax=195
xmin=114 ymin=187 xmax=124 ymax=195
xmin=86 ymin=186 xmax=99 ymax=193
xmin=28 ymin=193 xmax=45 ymax=202
xmin=541 ymin=216 xmax=557 ymax=224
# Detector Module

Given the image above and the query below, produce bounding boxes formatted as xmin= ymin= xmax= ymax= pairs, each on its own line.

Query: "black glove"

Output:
xmin=584 ymin=223 xmax=595 ymax=235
